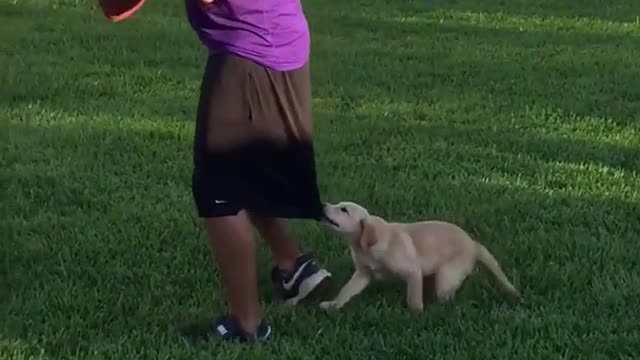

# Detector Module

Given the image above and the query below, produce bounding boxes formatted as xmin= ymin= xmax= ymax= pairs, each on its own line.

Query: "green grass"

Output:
xmin=2 ymin=0 xmax=640 ymax=358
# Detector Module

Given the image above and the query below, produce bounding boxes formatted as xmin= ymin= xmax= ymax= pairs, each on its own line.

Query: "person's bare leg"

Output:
xmin=248 ymin=213 xmax=302 ymax=272
xmin=205 ymin=211 xmax=261 ymax=333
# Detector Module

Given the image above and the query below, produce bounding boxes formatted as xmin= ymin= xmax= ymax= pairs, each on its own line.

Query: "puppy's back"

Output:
xmin=403 ymin=220 xmax=472 ymax=243
xmin=400 ymin=220 xmax=476 ymax=260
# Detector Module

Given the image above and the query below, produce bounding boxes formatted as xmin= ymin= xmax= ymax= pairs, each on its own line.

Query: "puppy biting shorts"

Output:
xmin=321 ymin=201 xmax=520 ymax=312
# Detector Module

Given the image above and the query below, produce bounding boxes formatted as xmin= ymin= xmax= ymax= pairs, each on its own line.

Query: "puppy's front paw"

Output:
xmin=319 ymin=301 xmax=339 ymax=311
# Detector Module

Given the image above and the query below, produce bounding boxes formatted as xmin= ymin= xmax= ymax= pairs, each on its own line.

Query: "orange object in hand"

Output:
xmin=97 ymin=0 xmax=147 ymax=22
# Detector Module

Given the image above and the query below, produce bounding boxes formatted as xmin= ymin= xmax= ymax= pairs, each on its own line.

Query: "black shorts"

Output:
xmin=191 ymin=53 xmax=324 ymax=219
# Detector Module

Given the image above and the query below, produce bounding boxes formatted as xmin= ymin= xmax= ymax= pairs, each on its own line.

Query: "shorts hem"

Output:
xmin=194 ymin=203 xmax=322 ymax=220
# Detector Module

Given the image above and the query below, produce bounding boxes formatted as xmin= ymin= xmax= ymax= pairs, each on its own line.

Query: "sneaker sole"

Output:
xmin=177 ymin=320 xmax=273 ymax=343
xmin=283 ymin=269 xmax=332 ymax=306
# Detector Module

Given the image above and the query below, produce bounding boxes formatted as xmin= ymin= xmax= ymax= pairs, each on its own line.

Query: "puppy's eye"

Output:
xmin=340 ymin=207 xmax=349 ymax=214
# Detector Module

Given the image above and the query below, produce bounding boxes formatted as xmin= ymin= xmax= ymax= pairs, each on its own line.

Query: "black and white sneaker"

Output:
xmin=179 ymin=315 xmax=272 ymax=342
xmin=271 ymin=254 xmax=332 ymax=305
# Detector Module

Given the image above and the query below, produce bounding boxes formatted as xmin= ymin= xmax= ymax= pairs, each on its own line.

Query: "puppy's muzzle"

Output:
xmin=321 ymin=203 xmax=340 ymax=227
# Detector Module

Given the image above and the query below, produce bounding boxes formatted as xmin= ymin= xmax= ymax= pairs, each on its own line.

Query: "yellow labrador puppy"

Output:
xmin=320 ymin=201 xmax=520 ymax=312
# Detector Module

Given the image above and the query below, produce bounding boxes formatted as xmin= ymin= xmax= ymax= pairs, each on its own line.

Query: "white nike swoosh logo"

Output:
xmin=283 ymin=260 xmax=313 ymax=291
xmin=216 ymin=325 xmax=228 ymax=336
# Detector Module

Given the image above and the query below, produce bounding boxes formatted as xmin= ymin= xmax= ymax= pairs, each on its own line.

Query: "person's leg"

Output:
xmin=248 ymin=212 xmax=331 ymax=305
xmin=183 ymin=166 xmax=271 ymax=341
xmin=248 ymin=213 xmax=301 ymax=272
xmin=181 ymin=53 xmax=277 ymax=342
xmin=238 ymin=59 xmax=332 ymax=305
xmin=204 ymin=212 xmax=260 ymax=334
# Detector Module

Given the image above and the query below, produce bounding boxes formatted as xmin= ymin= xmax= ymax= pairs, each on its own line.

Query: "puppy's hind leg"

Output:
xmin=435 ymin=263 xmax=471 ymax=303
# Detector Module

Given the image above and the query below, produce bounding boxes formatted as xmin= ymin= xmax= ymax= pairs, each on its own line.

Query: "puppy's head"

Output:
xmin=322 ymin=201 xmax=370 ymax=236
xmin=322 ymin=201 xmax=386 ymax=250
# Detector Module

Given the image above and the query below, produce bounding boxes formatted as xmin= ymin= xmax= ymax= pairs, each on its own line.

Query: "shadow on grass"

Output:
xmin=4 ymin=2 xmax=640 ymax=128
xmin=312 ymin=15 xmax=640 ymax=126
xmin=4 ymin=118 xmax=639 ymax=357
xmin=1 ymin=2 xmax=204 ymax=123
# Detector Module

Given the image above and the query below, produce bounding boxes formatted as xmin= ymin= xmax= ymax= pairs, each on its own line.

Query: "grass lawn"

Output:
xmin=2 ymin=0 xmax=640 ymax=358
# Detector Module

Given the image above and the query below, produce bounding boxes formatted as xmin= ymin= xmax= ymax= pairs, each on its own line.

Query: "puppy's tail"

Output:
xmin=475 ymin=243 xmax=520 ymax=298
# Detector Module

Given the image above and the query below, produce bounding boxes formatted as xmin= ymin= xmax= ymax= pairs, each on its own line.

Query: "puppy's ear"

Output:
xmin=359 ymin=218 xmax=378 ymax=250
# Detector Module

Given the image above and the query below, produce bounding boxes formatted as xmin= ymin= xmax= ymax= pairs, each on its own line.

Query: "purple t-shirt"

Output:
xmin=185 ymin=0 xmax=310 ymax=71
